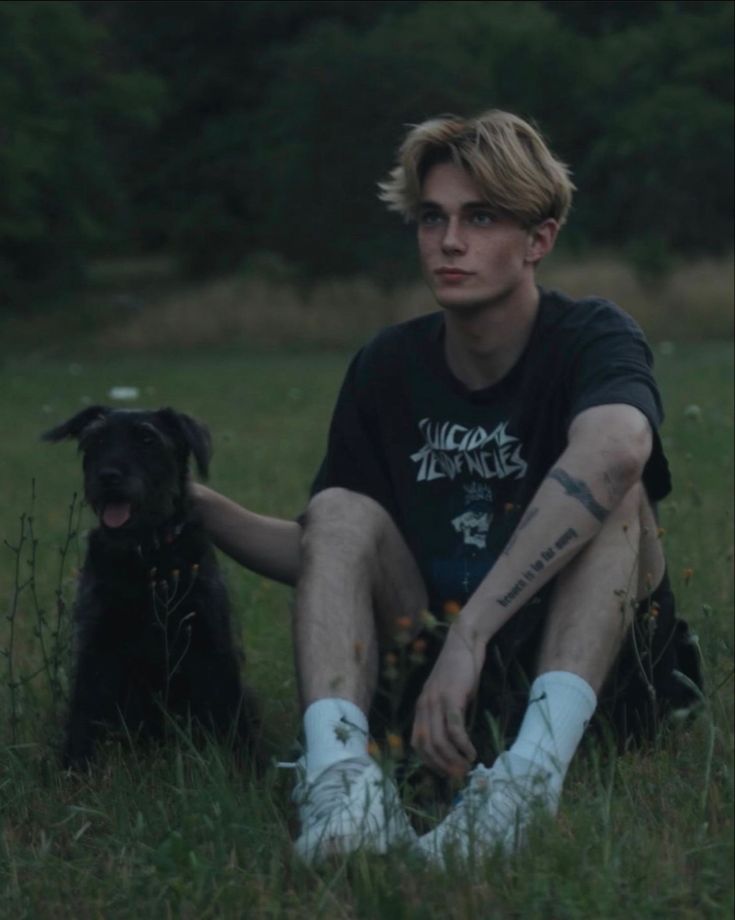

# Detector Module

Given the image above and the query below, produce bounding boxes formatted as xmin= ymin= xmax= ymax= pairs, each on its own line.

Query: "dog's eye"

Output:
xmin=136 ymin=426 xmax=159 ymax=447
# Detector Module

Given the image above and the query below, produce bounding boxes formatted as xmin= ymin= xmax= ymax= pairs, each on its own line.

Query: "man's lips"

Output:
xmin=434 ymin=268 xmax=474 ymax=281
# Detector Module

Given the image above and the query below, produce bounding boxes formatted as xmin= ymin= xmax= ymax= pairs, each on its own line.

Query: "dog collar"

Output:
xmin=134 ymin=519 xmax=186 ymax=559
xmin=163 ymin=520 xmax=185 ymax=544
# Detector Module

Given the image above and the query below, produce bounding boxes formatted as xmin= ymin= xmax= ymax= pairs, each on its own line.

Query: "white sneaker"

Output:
xmin=418 ymin=754 xmax=556 ymax=868
xmin=291 ymin=755 xmax=416 ymax=864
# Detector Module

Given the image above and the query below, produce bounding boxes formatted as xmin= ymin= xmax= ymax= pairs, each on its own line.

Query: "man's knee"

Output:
xmin=301 ymin=488 xmax=390 ymax=562
xmin=305 ymin=487 xmax=388 ymax=529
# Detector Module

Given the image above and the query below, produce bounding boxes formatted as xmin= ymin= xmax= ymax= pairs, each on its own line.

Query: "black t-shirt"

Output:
xmin=311 ymin=288 xmax=670 ymax=613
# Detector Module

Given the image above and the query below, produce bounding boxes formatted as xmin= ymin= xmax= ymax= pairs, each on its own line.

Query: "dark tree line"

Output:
xmin=1 ymin=0 xmax=732 ymax=306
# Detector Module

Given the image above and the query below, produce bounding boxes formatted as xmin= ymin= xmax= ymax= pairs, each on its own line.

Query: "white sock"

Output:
xmin=499 ymin=670 xmax=597 ymax=806
xmin=303 ymin=698 xmax=370 ymax=779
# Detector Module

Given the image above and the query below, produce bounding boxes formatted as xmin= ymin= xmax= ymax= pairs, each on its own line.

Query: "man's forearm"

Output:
xmin=192 ymin=484 xmax=301 ymax=586
xmin=455 ymin=452 xmax=642 ymax=647
xmin=459 ymin=472 xmax=604 ymax=641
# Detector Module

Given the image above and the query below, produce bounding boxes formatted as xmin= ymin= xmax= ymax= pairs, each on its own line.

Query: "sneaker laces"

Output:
xmin=446 ymin=764 xmax=501 ymax=829
xmin=290 ymin=757 xmax=382 ymax=820
xmin=285 ymin=755 xmax=416 ymax=862
xmin=421 ymin=757 xmax=555 ymax=862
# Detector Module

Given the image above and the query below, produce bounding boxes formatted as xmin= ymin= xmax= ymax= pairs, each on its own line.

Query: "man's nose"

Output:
xmin=441 ymin=216 xmax=466 ymax=254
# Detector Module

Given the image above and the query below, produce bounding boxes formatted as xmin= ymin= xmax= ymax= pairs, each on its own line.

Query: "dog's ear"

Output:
xmin=154 ymin=409 xmax=212 ymax=479
xmin=41 ymin=406 xmax=112 ymax=443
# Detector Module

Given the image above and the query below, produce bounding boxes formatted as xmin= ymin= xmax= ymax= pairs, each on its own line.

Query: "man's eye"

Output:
xmin=419 ymin=210 xmax=444 ymax=226
xmin=470 ymin=211 xmax=495 ymax=226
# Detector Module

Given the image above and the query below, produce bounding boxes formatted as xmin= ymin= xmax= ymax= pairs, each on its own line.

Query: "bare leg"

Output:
xmin=537 ymin=483 xmax=665 ymax=691
xmin=294 ymin=487 xmax=428 ymax=712
xmin=291 ymin=488 xmax=427 ymax=863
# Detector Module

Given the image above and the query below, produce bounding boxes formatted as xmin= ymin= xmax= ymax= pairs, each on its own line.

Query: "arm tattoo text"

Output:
xmin=496 ymin=526 xmax=579 ymax=608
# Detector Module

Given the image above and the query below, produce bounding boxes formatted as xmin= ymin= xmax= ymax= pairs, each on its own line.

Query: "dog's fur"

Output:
xmin=43 ymin=405 xmax=258 ymax=769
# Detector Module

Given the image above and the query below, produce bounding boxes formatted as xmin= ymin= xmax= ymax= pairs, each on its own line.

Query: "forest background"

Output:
xmin=1 ymin=0 xmax=733 ymax=327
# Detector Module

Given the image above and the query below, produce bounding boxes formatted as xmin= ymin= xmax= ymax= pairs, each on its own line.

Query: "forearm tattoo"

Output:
xmin=496 ymin=525 xmax=579 ymax=608
xmin=548 ymin=467 xmax=610 ymax=523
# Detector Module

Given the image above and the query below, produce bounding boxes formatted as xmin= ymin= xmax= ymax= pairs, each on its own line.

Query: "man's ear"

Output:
xmin=525 ymin=218 xmax=560 ymax=266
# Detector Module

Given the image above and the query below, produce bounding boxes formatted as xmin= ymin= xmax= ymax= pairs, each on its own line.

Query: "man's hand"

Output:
xmin=411 ymin=623 xmax=486 ymax=776
xmin=191 ymin=483 xmax=301 ymax=585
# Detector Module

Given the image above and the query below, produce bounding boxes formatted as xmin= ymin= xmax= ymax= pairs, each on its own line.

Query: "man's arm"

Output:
xmin=411 ymin=403 xmax=653 ymax=775
xmin=191 ymin=483 xmax=301 ymax=586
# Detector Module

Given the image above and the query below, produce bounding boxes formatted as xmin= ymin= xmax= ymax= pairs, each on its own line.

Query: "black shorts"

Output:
xmin=370 ymin=570 xmax=704 ymax=761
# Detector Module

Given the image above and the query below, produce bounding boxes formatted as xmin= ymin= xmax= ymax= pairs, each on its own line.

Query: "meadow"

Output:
xmin=0 ymin=292 xmax=733 ymax=916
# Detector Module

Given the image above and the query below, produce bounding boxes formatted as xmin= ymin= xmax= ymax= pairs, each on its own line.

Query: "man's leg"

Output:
xmin=295 ymin=487 xmax=428 ymax=711
xmin=420 ymin=483 xmax=663 ymax=864
xmin=536 ymin=483 xmax=663 ymax=687
xmin=291 ymin=487 xmax=428 ymax=862
xmin=491 ymin=483 xmax=657 ymax=808
xmin=507 ymin=488 xmax=666 ymax=790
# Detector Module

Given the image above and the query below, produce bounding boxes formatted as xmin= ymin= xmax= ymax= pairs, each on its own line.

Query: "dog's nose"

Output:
xmin=99 ymin=468 xmax=124 ymax=488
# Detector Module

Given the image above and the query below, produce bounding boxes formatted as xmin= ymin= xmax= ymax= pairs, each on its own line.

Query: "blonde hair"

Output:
xmin=378 ymin=110 xmax=575 ymax=228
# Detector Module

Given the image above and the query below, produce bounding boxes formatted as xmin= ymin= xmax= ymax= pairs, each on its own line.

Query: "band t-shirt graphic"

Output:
xmin=408 ymin=418 xmax=529 ymax=603
xmin=311 ymin=289 xmax=671 ymax=616
xmin=411 ymin=419 xmax=528 ymax=484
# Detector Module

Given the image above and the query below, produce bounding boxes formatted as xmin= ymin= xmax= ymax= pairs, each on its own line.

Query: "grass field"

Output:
xmin=0 ymin=340 xmax=732 ymax=918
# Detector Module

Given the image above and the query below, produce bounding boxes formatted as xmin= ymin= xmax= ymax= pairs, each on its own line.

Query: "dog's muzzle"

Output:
xmin=90 ymin=469 xmax=135 ymax=529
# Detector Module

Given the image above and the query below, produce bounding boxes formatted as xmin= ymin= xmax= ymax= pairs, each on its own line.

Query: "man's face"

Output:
xmin=417 ymin=161 xmax=544 ymax=313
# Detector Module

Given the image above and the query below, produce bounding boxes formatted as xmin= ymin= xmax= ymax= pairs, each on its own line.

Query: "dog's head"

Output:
xmin=42 ymin=406 xmax=212 ymax=534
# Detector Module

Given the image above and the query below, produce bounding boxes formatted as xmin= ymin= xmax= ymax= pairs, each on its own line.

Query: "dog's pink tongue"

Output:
xmin=102 ymin=502 xmax=131 ymax=528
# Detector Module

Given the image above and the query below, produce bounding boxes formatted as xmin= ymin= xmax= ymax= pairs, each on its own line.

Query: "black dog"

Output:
xmin=43 ymin=405 xmax=258 ymax=769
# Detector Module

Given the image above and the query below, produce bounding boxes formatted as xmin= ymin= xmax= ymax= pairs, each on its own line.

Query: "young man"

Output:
xmin=195 ymin=110 xmax=701 ymax=866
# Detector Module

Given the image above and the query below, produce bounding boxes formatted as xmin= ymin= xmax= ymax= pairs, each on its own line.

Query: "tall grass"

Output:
xmin=112 ymin=254 xmax=733 ymax=350
xmin=2 ymin=253 xmax=731 ymax=357
xmin=0 ymin=342 xmax=732 ymax=918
